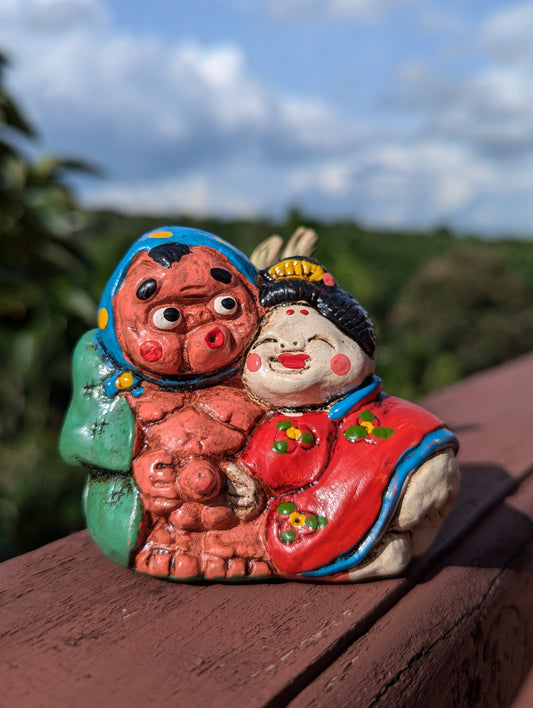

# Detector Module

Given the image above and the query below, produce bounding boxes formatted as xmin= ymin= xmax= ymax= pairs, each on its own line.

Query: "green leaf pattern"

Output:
xmin=343 ymin=410 xmax=395 ymax=443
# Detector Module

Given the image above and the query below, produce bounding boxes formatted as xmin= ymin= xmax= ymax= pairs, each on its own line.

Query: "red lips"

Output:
xmin=278 ymin=353 xmax=310 ymax=369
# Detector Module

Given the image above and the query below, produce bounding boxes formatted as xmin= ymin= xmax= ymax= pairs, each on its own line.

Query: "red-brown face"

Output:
xmin=113 ymin=246 xmax=260 ymax=378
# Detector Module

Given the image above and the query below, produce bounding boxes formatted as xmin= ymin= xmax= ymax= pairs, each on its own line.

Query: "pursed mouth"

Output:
xmin=276 ymin=352 xmax=310 ymax=370
xmin=205 ymin=327 xmax=226 ymax=350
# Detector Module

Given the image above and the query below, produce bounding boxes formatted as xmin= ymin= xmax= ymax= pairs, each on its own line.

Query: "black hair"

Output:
xmin=148 ymin=243 xmax=191 ymax=268
xmin=260 ymin=259 xmax=377 ymax=359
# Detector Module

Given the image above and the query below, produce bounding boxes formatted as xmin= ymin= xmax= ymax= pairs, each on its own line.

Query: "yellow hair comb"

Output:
xmin=267 ymin=258 xmax=325 ymax=282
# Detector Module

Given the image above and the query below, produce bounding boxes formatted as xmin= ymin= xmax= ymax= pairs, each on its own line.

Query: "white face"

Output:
xmin=243 ymin=303 xmax=375 ymax=409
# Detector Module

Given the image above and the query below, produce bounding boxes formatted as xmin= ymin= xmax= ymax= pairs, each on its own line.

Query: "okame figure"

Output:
xmin=233 ymin=257 xmax=460 ymax=581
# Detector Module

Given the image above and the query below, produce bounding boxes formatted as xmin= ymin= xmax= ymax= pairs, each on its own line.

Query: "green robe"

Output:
xmin=60 ymin=330 xmax=143 ymax=566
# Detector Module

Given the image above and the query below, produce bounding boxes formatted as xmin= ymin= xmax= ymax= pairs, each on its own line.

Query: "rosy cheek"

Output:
xmin=140 ymin=340 xmax=163 ymax=362
xmin=330 ymin=353 xmax=351 ymax=376
xmin=246 ymin=353 xmax=262 ymax=372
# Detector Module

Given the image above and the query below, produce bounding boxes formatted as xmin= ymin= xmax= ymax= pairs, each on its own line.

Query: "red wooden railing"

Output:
xmin=1 ymin=354 xmax=532 ymax=707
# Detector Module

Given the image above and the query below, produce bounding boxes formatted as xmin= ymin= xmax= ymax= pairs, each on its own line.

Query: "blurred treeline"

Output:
xmin=2 ymin=55 xmax=533 ymax=560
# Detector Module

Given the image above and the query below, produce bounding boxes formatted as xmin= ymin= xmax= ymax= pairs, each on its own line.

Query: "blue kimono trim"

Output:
xmin=302 ymin=426 xmax=458 ymax=578
xmin=328 ymin=376 xmax=382 ymax=420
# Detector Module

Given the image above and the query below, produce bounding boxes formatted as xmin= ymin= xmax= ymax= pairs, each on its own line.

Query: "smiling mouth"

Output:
xmin=277 ymin=353 xmax=310 ymax=370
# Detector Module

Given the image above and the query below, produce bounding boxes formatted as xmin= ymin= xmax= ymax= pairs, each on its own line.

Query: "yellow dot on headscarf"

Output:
xmin=98 ymin=308 xmax=109 ymax=330
xmin=148 ymin=230 xmax=173 ymax=239
xmin=116 ymin=372 xmax=134 ymax=390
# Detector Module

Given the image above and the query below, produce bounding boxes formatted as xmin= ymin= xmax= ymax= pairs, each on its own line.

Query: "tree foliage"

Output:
xmin=384 ymin=246 xmax=533 ymax=395
xmin=0 ymin=53 xmax=94 ymax=557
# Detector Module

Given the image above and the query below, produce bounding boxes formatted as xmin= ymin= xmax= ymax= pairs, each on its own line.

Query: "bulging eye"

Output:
xmin=213 ymin=295 xmax=238 ymax=316
xmin=136 ymin=278 xmax=157 ymax=300
xmin=152 ymin=306 xmax=181 ymax=330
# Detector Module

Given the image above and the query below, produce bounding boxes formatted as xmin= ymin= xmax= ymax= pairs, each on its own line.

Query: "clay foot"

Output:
xmin=170 ymin=553 xmax=200 ymax=580
xmin=135 ymin=547 xmax=172 ymax=577
xmin=344 ymin=533 xmax=411 ymax=582
xmin=201 ymin=557 xmax=273 ymax=581
xmin=225 ymin=557 xmax=246 ymax=580
xmin=248 ymin=560 xmax=273 ymax=579
xmin=204 ymin=558 xmax=227 ymax=581
xmin=393 ymin=450 xmax=460 ymax=556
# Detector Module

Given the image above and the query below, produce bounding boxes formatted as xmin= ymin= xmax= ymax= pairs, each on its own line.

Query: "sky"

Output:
xmin=2 ymin=0 xmax=533 ymax=236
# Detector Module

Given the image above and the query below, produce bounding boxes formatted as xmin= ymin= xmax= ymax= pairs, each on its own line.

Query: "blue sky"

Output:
xmin=2 ymin=0 xmax=533 ymax=235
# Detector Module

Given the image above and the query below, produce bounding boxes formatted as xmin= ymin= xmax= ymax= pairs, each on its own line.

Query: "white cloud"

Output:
xmin=417 ymin=6 xmax=463 ymax=34
xmin=0 ymin=3 xmax=367 ymax=216
xmin=432 ymin=70 xmax=533 ymax=156
xmin=2 ymin=0 xmax=533 ymax=234
xmin=85 ymin=161 xmax=300 ymax=219
xmin=1 ymin=0 xmax=108 ymax=32
xmin=267 ymin=0 xmax=414 ymax=22
xmin=386 ymin=4 xmax=533 ymax=160
xmin=420 ymin=4 xmax=533 ymax=158
xmin=1 ymin=8 xmax=365 ymax=188
xmin=482 ymin=2 xmax=533 ymax=63
xmin=288 ymin=139 xmax=501 ymax=229
xmin=86 ymin=174 xmax=235 ymax=218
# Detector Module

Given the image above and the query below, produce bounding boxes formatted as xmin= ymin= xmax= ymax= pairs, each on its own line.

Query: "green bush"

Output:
xmin=0 ymin=53 xmax=95 ymax=558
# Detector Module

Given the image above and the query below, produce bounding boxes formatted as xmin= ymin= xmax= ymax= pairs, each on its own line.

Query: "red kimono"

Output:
xmin=239 ymin=377 xmax=458 ymax=579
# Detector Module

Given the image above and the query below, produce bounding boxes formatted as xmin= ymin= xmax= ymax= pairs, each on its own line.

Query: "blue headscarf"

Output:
xmin=94 ymin=226 xmax=259 ymax=396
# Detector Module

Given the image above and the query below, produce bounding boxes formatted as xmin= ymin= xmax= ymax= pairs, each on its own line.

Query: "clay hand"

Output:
xmin=224 ymin=462 xmax=266 ymax=520
xmin=132 ymin=452 xmax=180 ymax=513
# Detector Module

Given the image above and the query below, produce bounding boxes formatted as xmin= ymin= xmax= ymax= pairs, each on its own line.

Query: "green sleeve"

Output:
xmin=59 ymin=330 xmax=135 ymax=473
xmin=83 ymin=474 xmax=144 ymax=567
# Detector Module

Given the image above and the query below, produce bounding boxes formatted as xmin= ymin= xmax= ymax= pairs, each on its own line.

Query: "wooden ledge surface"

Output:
xmin=2 ymin=354 xmax=533 ymax=707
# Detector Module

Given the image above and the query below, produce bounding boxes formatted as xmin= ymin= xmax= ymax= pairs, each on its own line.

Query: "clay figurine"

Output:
xmin=60 ymin=227 xmax=459 ymax=582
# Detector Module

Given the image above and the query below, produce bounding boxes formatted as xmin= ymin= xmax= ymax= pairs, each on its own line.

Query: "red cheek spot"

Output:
xmin=300 ymin=309 xmax=309 ymax=315
xmin=246 ymin=353 xmax=262 ymax=372
xmin=286 ymin=309 xmax=295 ymax=315
xmin=323 ymin=273 xmax=336 ymax=286
xmin=140 ymin=340 xmax=163 ymax=362
xmin=330 ymin=354 xmax=351 ymax=376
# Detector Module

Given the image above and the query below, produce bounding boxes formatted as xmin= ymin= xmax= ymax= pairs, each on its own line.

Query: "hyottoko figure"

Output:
xmin=228 ymin=258 xmax=460 ymax=582
xmin=60 ymin=227 xmax=270 ymax=580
